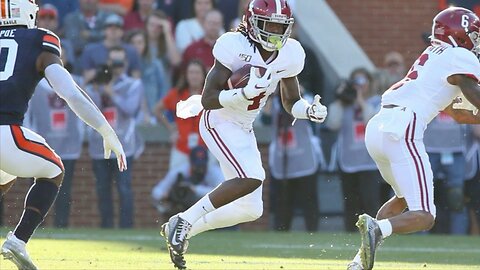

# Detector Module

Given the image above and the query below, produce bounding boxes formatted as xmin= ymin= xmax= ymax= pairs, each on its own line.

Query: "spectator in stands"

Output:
xmin=262 ymin=93 xmax=320 ymax=232
xmin=41 ymin=0 xmax=79 ymax=27
xmin=230 ymin=0 xmax=250 ymax=30
xmin=374 ymin=51 xmax=406 ymax=94
xmin=157 ymin=0 xmax=192 ymax=26
xmin=182 ymin=9 xmax=223 ymax=71
xmin=325 ymin=68 xmax=383 ymax=232
xmin=151 ymin=146 xmax=223 ymax=218
xmin=127 ymin=30 xmax=171 ymax=124
xmin=424 ymin=113 xmax=469 ymax=234
xmin=175 ymin=0 xmax=223 ymax=53
xmin=63 ymin=0 xmax=113 ymax=58
xmin=124 ymin=0 xmax=157 ymax=31
xmin=215 ymin=0 xmax=239 ymax=31
xmin=145 ymin=10 xmax=181 ymax=84
xmin=86 ymin=46 xmax=143 ymax=228
xmin=81 ymin=14 xmax=142 ymax=83
xmin=154 ymin=60 xmax=207 ymax=168
xmin=466 ymin=125 xmax=480 ymax=234
xmin=99 ymin=0 xmax=134 ymax=16
xmin=37 ymin=4 xmax=76 ymax=66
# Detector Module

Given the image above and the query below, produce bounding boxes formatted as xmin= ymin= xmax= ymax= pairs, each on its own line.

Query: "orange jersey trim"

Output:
xmin=43 ymin=34 xmax=60 ymax=48
xmin=10 ymin=125 xmax=64 ymax=171
xmin=1 ymin=0 xmax=6 ymax=19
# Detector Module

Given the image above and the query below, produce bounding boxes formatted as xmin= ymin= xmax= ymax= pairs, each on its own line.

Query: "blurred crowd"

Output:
xmin=1 ymin=0 xmax=478 ymax=235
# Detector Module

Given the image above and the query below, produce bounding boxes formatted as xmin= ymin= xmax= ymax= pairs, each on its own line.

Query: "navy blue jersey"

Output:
xmin=0 ymin=26 xmax=61 ymax=125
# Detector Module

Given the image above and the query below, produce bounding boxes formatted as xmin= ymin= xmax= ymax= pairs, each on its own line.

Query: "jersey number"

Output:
xmin=0 ymin=40 xmax=19 ymax=81
xmin=247 ymin=92 xmax=266 ymax=111
xmin=389 ymin=53 xmax=429 ymax=91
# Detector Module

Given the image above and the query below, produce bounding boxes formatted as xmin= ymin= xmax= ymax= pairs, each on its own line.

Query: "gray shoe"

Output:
xmin=356 ymin=214 xmax=383 ymax=270
xmin=160 ymin=218 xmax=190 ymax=269
xmin=166 ymin=215 xmax=192 ymax=255
xmin=346 ymin=261 xmax=363 ymax=270
xmin=1 ymin=231 xmax=38 ymax=270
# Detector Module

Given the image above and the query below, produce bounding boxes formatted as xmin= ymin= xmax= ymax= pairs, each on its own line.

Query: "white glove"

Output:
xmin=100 ymin=125 xmax=128 ymax=171
xmin=242 ymin=67 xmax=272 ymax=99
xmin=452 ymin=93 xmax=479 ymax=115
xmin=307 ymin=95 xmax=328 ymax=123
xmin=176 ymin=94 xmax=203 ymax=119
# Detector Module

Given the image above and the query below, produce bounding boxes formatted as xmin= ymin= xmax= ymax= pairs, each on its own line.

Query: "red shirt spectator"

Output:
xmin=182 ymin=39 xmax=214 ymax=70
xmin=123 ymin=0 xmax=157 ymax=31
xmin=162 ymin=88 xmax=205 ymax=154
xmin=181 ymin=9 xmax=223 ymax=71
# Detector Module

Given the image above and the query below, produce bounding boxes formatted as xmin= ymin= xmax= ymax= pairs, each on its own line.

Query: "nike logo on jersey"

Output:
xmin=276 ymin=69 xmax=286 ymax=73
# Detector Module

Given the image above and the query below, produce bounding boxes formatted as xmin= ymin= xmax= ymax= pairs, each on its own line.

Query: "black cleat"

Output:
xmin=166 ymin=215 xmax=192 ymax=255
xmin=160 ymin=220 xmax=189 ymax=269
xmin=356 ymin=214 xmax=383 ymax=270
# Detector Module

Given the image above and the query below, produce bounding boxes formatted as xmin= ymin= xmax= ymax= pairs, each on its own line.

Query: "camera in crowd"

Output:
xmin=336 ymin=75 xmax=369 ymax=105
xmin=336 ymin=79 xmax=357 ymax=105
xmin=91 ymin=64 xmax=113 ymax=84
xmin=91 ymin=60 xmax=125 ymax=84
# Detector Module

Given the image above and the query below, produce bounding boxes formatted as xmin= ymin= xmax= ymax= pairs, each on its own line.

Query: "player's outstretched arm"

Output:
xmin=37 ymin=52 xmax=127 ymax=171
xmin=280 ymin=76 xmax=327 ymax=123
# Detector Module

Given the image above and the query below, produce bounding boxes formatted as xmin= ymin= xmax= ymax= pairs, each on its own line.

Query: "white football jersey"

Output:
xmin=212 ymin=32 xmax=305 ymax=126
xmin=382 ymin=44 xmax=480 ymax=124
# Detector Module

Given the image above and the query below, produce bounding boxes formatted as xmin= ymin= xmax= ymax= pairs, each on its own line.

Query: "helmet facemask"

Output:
xmin=468 ymin=29 xmax=480 ymax=56
xmin=249 ymin=13 xmax=294 ymax=51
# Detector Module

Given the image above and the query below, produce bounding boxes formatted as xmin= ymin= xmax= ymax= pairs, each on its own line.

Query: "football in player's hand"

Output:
xmin=225 ymin=64 xmax=267 ymax=89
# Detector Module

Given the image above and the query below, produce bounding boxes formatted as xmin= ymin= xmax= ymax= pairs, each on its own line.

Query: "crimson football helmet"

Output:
xmin=431 ymin=7 xmax=480 ymax=55
xmin=244 ymin=0 xmax=294 ymax=51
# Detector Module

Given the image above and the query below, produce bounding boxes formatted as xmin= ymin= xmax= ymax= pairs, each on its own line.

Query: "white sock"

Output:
xmin=178 ymin=195 xmax=215 ymax=225
xmin=187 ymin=199 xmax=261 ymax=239
xmin=377 ymin=219 xmax=393 ymax=239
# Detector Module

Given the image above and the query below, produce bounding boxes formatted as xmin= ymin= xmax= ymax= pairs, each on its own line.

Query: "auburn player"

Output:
xmin=0 ymin=1 xmax=126 ymax=269
xmin=348 ymin=7 xmax=480 ymax=270
xmin=160 ymin=0 xmax=327 ymax=268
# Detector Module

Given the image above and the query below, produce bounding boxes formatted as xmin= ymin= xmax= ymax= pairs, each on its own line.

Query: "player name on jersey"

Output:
xmin=0 ymin=29 xmax=16 ymax=37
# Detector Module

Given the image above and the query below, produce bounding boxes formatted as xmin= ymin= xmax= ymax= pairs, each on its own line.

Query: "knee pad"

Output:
xmin=235 ymin=190 xmax=264 ymax=220
xmin=238 ymin=201 xmax=263 ymax=220
xmin=447 ymin=187 xmax=464 ymax=212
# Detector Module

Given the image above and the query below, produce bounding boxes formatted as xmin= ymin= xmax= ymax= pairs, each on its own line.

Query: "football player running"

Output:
xmin=0 ymin=1 xmax=127 ymax=269
xmin=348 ymin=7 xmax=480 ymax=270
xmin=161 ymin=0 xmax=327 ymax=268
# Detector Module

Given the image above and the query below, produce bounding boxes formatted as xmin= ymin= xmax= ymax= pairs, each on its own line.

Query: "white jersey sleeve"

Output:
xmin=212 ymin=32 xmax=238 ymax=71
xmin=449 ymin=47 xmax=480 ymax=81
xmin=282 ymin=38 xmax=306 ymax=78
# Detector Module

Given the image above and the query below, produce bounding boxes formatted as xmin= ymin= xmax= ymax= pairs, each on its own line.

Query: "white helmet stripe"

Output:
xmin=275 ymin=0 xmax=281 ymax=14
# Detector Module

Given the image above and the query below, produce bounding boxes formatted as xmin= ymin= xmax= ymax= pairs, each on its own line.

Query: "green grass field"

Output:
xmin=0 ymin=228 xmax=479 ymax=270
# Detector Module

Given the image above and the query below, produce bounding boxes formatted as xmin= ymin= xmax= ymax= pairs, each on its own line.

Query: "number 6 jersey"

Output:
xmin=381 ymin=43 xmax=480 ymax=124
xmin=211 ymin=31 xmax=305 ymax=128
xmin=0 ymin=26 xmax=61 ymax=125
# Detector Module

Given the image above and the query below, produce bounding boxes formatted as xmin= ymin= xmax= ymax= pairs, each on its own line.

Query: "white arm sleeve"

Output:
xmin=44 ymin=64 xmax=112 ymax=136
